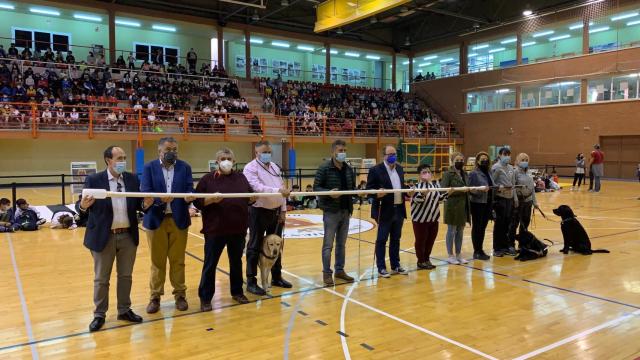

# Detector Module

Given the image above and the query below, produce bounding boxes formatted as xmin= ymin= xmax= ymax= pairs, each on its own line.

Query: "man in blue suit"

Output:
xmin=366 ymin=144 xmax=409 ymax=278
xmin=141 ymin=137 xmax=195 ymax=314
xmin=78 ymin=146 xmax=153 ymax=332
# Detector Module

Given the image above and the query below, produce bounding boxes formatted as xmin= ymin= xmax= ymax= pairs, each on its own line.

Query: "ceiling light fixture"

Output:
xmin=251 ymin=10 xmax=260 ymax=21
xmin=0 ymin=3 xmax=15 ymax=10
xmin=271 ymin=41 xmax=290 ymax=48
xmin=115 ymin=19 xmax=141 ymax=27
xmin=589 ymin=26 xmax=610 ymax=33
xmin=73 ymin=13 xmax=102 ymax=22
xmin=548 ymin=34 xmax=570 ymax=41
xmin=439 ymin=57 xmax=454 ymax=62
xmin=500 ymin=38 xmax=517 ymax=44
xmin=29 ymin=7 xmax=60 ymax=16
xmin=152 ymin=24 xmax=176 ymax=32
xmin=532 ymin=30 xmax=554 ymax=37
xmin=523 ymin=9 xmax=533 ymax=16
xmin=522 ymin=41 xmax=536 ymax=47
xmin=366 ymin=55 xmax=380 ymax=60
xmin=423 ymin=55 xmax=438 ymax=60
xmin=488 ymin=48 xmax=506 ymax=53
xmin=344 ymin=52 xmax=360 ymax=57
xmin=472 ymin=44 xmax=489 ymax=50
xmin=404 ymin=36 xmax=410 ymax=46
xmin=250 ymin=38 xmax=264 ymax=44
xmin=297 ymin=45 xmax=314 ymax=51
xmin=611 ymin=12 xmax=639 ymax=21
xmin=418 ymin=62 xmax=431 ymax=67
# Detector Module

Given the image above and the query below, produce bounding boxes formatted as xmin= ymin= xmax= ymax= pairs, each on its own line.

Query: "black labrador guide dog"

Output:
xmin=553 ymin=205 xmax=610 ymax=255
xmin=514 ymin=231 xmax=552 ymax=261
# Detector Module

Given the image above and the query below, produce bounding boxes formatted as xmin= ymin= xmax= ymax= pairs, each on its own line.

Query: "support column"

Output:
xmin=515 ymin=86 xmax=521 ymax=109
xmin=217 ymin=25 xmax=224 ymax=70
xmin=245 ymin=29 xmax=251 ymax=80
xmin=459 ymin=41 xmax=468 ymax=75
xmin=581 ymin=79 xmax=588 ymax=103
xmin=582 ymin=16 xmax=590 ymax=54
xmin=108 ymin=9 xmax=116 ymax=65
xmin=408 ymin=55 xmax=413 ymax=85
xmin=325 ymin=43 xmax=330 ymax=85
xmin=391 ymin=53 xmax=397 ymax=90
xmin=516 ymin=33 xmax=523 ymax=65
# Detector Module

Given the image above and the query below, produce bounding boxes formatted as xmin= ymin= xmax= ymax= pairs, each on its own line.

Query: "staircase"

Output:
xmin=236 ymin=79 xmax=286 ymax=136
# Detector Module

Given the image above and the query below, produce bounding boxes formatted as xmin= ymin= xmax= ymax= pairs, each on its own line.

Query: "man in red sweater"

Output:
xmin=194 ymin=147 xmax=254 ymax=311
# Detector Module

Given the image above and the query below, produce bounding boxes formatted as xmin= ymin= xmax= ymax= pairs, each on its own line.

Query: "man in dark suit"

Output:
xmin=78 ymin=146 xmax=153 ymax=332
xmin=141 ymin=137 xmax=195 ymax=314
xmin=366 ymin=145 xmax=409 ymax=278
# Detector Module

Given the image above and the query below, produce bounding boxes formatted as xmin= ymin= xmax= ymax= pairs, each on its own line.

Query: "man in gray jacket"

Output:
xmin=491 ymin=147 xmax=518 ymax=257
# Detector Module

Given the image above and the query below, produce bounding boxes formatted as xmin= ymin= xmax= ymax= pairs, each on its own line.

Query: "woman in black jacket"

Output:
xmin=468 ymin=151 xmax=493 ymax=260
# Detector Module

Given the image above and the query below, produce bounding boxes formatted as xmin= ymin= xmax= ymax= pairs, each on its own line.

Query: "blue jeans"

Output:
xmin=375 ymin=205 xmax=404 ymax=271
xmin=322 ymin=209 xmax=351 ymax=274
xmin=446 ymin=224 xmax=465 ymax=256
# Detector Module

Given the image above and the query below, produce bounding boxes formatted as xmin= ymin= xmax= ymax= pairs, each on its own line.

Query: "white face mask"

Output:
xmin=219 ymin=160 xmax=233 ymax=173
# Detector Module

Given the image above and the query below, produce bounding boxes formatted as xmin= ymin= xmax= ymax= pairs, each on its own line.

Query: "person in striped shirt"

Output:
xmin=410 ymin=164 xmax=448 ymax=270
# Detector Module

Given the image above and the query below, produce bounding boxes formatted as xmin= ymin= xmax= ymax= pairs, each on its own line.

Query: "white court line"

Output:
xmin=513 ymin=309 xmax=640 ymax=360
xmin=5 ymin=233 xmax=39 ymax=360
xmin=283 ymin=270 xmax=498 ymax=360
xmin=340 ymin=270 xmax=369 ymax=360
xmin=187 ymin=231 xmax=496 ymax=359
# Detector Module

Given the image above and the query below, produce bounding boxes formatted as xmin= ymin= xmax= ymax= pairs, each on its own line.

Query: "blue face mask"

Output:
xmin=386 ymin=154 xmax=397 ymax=164
xmin=336 ymin=152 xmax=347 ymax=162
xmin=259 ymin=152 xmax=272 ymax=164
xmin=500 ymin=156 xmax=511 ymax=165
xmin=519 ymin=161 xmax=529 ymax=169
xmin=114 ymin=161 xmax=126 ymax=174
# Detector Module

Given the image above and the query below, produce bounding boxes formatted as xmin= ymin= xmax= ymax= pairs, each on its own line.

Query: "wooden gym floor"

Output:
xmin=1 ymin=181 xmax=640 ymax=359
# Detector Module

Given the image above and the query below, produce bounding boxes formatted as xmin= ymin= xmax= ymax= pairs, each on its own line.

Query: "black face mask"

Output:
xmin=163 ymin=151 xmax=177 ymax=165
xmin=479 ymin=160 xmax=490 ymax=171
xmin=454 ymin=161 xmax=464 ymax=170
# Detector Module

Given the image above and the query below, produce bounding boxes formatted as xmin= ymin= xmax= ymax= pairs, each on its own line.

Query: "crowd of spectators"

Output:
xmin=0 ymin=43 xmax=227 ymax=77
xmin=0 ymin=45 xmax=246 ymax=133
xmin=257 ymin=78 xmax=449 ymax=138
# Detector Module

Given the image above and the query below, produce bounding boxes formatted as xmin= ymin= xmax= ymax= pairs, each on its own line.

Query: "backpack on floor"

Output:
xmin=17 ymin=209 xmax=39 ymax=231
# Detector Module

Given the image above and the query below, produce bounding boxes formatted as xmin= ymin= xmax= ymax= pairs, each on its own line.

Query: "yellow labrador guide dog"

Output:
xmin=259 ymin=234 xmax=283 ymax=295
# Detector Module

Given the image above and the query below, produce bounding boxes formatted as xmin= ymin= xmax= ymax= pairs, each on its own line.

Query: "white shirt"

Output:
xmin=108 ymin=170 xmax=130 ymax=229
xmin=160 ymin=159 xmax=175 ymax=214
xmin=384 ymin=161 xmax=403 ymax=205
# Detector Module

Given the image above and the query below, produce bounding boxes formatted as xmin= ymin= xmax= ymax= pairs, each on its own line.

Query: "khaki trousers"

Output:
xmin=146 ymin=216 xmax=188 ymax=300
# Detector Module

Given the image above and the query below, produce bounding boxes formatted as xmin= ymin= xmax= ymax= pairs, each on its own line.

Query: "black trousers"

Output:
xmin=492 ymin=197 xmax=513 ymax=251
xmin=572 ymin=173 xmax=585 ymax=187
xmin=470 ymin=201 xmax=491 ymax=253
xmin=509 ymin=201 xmax=533 ymax=246
xmin=246 ymin=207 xmax=283 ymax=284
xmin=198 ymin=233 xmax=245 ymax=302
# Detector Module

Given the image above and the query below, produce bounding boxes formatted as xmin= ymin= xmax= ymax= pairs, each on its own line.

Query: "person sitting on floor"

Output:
xmin=0 ymin=198 xmax=20 ymax=232
xmin=286 ymin=184 xmax=304 ymax=210
xmin=13 ymin=198 xmax=46 ymax=231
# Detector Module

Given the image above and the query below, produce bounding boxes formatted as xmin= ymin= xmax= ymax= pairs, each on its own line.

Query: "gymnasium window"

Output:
xmin=467 ymin=34 xmax=517 ymax=73
xmin=589 ymin=7 xmax=640 ymax=53
xmin=466 ymin=88 xmax=516 ymax=112
xmin=11 ymin=28 xmax=70 ymax=52
xmin=133 ymin=43 xmax=180 ymax=64
xmin=520 ymin=81 xmax=581 ymax=108
xmin=521 ymin=21 xmax=582 ymax=65
xmin=587 ymin=73 xmax=640 ymax=103
xmin=413 ymin=48 xmax=459 ymax=79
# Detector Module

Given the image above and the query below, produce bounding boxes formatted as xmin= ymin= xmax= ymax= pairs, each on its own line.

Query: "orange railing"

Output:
xmin=0 ymin=102 xmax=457 ymax=143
